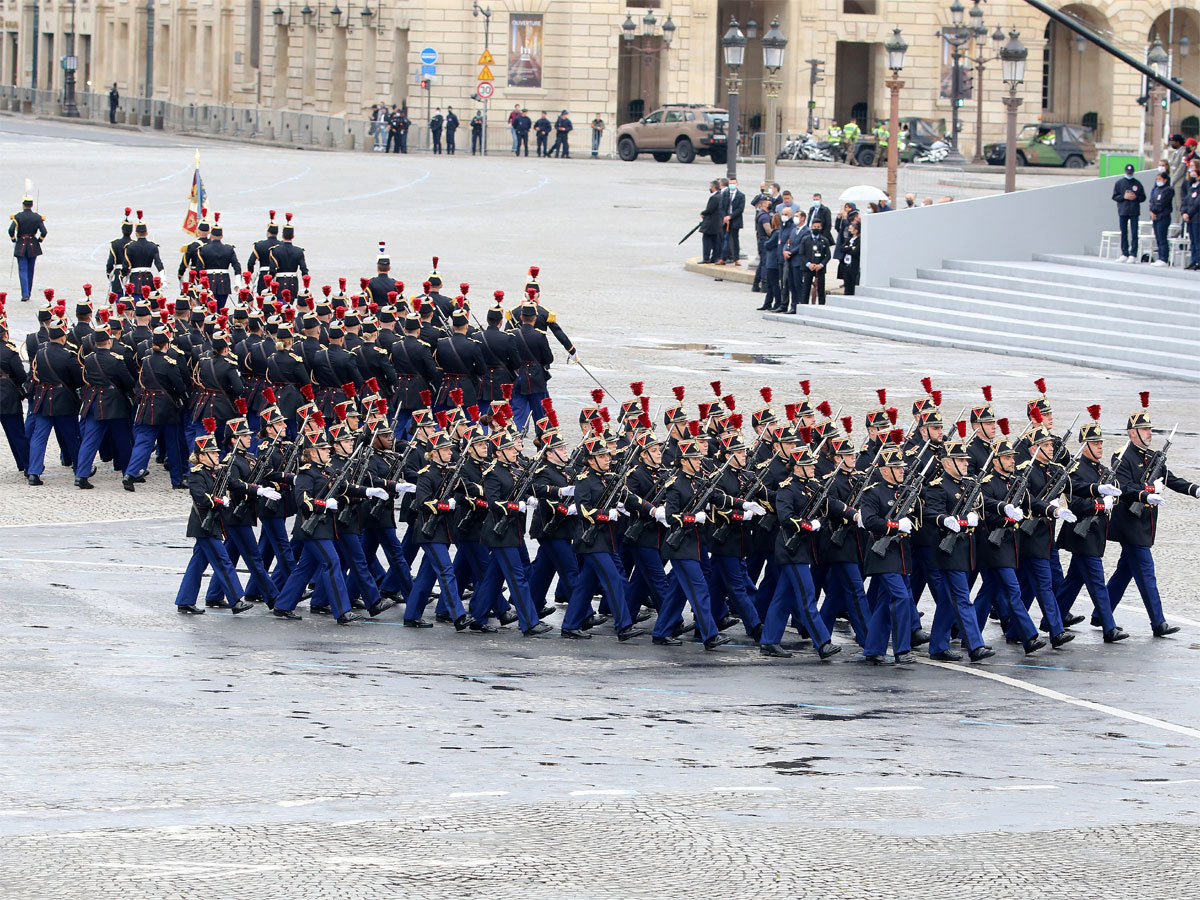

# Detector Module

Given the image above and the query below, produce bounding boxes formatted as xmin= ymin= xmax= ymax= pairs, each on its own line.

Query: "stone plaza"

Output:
xmin=2 ymin=117 xmax=1200 ymax=898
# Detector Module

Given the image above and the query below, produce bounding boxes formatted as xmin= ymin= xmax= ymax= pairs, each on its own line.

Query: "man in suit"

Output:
xmin=1112 ymin=163 xmax=1146 ymax=263
xmin=699 ymin=181 xmax=722 ymax=265
xmin=807 ymin=193 xmax=832 ymax=233
xmin=781 ymin=209 xmax=809 ymax=313
xmin=1168 ymin=134 xmax=1187 ymax=220
xmin=717 ymin=177 xmax=745 ymax=265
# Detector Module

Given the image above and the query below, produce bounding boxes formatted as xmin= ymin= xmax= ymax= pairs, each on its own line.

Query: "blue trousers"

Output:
xmin=126 ymin=421 xmax=186 ymax=485
xmin=1 ymin=412 xmax=30 ymax=472
xmin=510 ymin=391 xmax=549 ymax=433
xmin=763 ymin=562 xmax=830 ymax=648
xmin=864 ymin=572 xmax=914 ymax=657
xmin=275 ymin=539 xmax=349 ymax=618
xmin=478 ymin=545 xmax=540 ymax=631
xmin=16 ymin=255 xmax=35 ymax=299
xmin=258 ymin=516 xmax=296 ymax=590
xmin=708 ymin=554 xmax=762 ymax=634
xmin=1018 ymin=556 xmax=1065 ymax=636
xmin=976 ymin=568 xmax=1037 ymax=642
xmin=627 ymin=543 xmax=676 ymax=618
xmin=930 ymin=568 xmax=985 ymax=653
xmin=1118 ymin=214 xmax=1138 ymax=258
xmin=392 ymin=410 xmax=414 ymax=441
xmin=752 ymin=557 xmax=780 ymax=620
xmin=562 ymin=552 xmax=632 ymax=632
xmin=1189 ymin=217 xmax=1200 ymax=266
xmin=76 ymin=411 xmax=132 ymax=479
xmin=1106 ymin=544 xmax=1165 ymax=627
xmin=404 ymin=542 xmax=466 ymax=621
xmin=819 ymin=561 xmax=870 ymax=646
xmin=204 ymin=524 xmax=279 ymax=604
xmin=1058 ymin=554 xmax=1118 ymax=633
xmin=1154 ymin=214 xmax=1171 ymax=262
xmin=26 ymin=412 xmax=81 ymax=477
xmin=529 ymin=538 xmax=579 ymax=607
xmin=369 ymin=528 xmax=413 ymax=596
xmin=654 ymin=558 xmax=718 ymax=642
xmin=176 ymin=536 xmax=243 ymax=607
xmin=334 ymin=532 xmax=381 ymax=608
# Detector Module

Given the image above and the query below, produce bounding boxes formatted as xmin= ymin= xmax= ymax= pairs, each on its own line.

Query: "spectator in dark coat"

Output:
xmin=1149 ymin=169 xmax=1175 ymax=267
xmin=1112 ymin=163 xmax=1146 ymax=262
xmin=699 ymin=180 xmax=723 ymax=264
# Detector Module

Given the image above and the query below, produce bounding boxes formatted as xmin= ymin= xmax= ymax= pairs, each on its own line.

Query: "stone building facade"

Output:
xmin=2 ymin=0 xmax=1195 ymax=154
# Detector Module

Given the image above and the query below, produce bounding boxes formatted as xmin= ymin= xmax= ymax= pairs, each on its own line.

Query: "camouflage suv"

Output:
xmin=985 ymin=123 xmax=1096 ymax=168
xmin=616 ymin=104 xmax=729 ymax=164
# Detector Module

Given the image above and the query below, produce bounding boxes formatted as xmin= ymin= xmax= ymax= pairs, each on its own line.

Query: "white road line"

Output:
xmin=1168 ymin=614 xmax=1200 ymax=628
xmin=992 ymin=785 xmax=1059 ymax=791
xmin=918 ymin=658 xmax=1200 ymax=742
xmin=1138 ymin=779 xmax=1200 ymax=785
xmin=851 ymin=785 xmax=923 ymax=793
xmin=5 ymin=558 xmax=181 ymax=572
xmin=0 ymin=515 xmax=176 ymax=530
xmin=449 ymin=791 xmax=510 ymax=800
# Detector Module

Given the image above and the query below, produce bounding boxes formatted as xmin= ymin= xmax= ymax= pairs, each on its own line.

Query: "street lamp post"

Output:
xmin=721 ymin=16 xmax=746 ymax=181
xmin=1000 ymin=29 xmax=1027 ymax=194
xmin=967 ymin=1 xmax=1005 ymax=163
xmin=761 ymin=17 xmax=787 ymax=185
xmin=62 ymin=0 xmax=79 ymax=116
xmin=1148 ymin=38 xmax=1169 ymax=167
xmin=884 ymin=27 xmax=907 ymax=207
xmin=939 ymin=0 xmax=971 ymax=164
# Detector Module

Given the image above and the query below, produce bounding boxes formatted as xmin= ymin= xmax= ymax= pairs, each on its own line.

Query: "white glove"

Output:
xmin=943 ymin=516 xmax=961 ymax=533
xmin=693 ymin=511 xmax=708 ymax=525
xmin=1103 ymin=496 xmax=1115 ymax=511
xmin=653 ymin=506 xmax=667 ymax=524
xmin=744 ymin=501 xmax=766 ymax=517
xmin=853 ymin=511 xmax=863 ymax=527
xmin=808 ymin=519 xmax=822 ymax=532
xmin=323 ymin=497 xmax=339 ymax=511
xmin=518 ymin=500 xmax=527 ymax=513
xmin=1048 ymin=497 xmax=1061 ymax=510
xmin=1055 ymin=507 xmax=1078 ymax=523
xmin=396 ymin=482 xmax=417 ymax=494
xmin=527 ymin=496 xmax=537 ymax=508
xmin=742 ymin=507 xmax=758 ymax=521
xmin=566 ymin=503 xmax=578 ymax=516
xmin=1153 ymin=477 xmax=1165 ymax=494
xmin=1191 ymin=485 xmax=1200 ymax=499
xmin=558 ymin=485 xmax=575 ymax=498
xmin=1098 ymin=484 xmax=1121 ymax=497
xmin=447 ymin=498 xmax=457 ymax=511
xmin=616 ymin=502 xmax=627 ymax=515
xmin=966 ymin=512 xmax=979 ymax=528
xmin=897 ymin=517 xmax=913 ymax=534
xmin=365 ymin=487 xmax=388 ymax=500
xmin=257 ymin=487 xmax=282 ymax=502
xmin=214 ymin=495 xmax=229 ymax=507
xmin=1146 ymin=493 xmax=1165 ymax=506
xmin=568 ymin=351 xmax=579 ymax=364
xmin=607 ymin=507 xmax=620 ymax=520
xmin=1004 ymin=504 xmax=1024 ymax=522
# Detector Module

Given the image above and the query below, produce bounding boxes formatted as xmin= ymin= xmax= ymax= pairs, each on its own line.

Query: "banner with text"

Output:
xmin=508 ymin=14 xmax=543 ymax=88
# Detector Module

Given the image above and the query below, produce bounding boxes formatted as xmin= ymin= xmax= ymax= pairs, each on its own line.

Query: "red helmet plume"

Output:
xmin=1030 ymin=406 xmax=1044 ymax=424
xmin=886 ymin=407 xmax=899 ymax=425
xmin=981 ymin=384 xmax=993 ymax=402
xmin=420 ymin=389 xmax=432 ymax=407
xmin=672 ymin=385 xmax=685 ymax=401
xmin=799 ymin=426 xmax=813 ymax=444
xmin=629 ymin=381 xmax=644 ymax=397
xmin=235 ymin=397 xmax=249 ymax=415
xmin=955 ymin=420 xmax=967 ymax=439
xmin=930 ymin=390 xmax=943 ymax=407
xmin=722 ymin=394 xmax=735 ymax=411
xmin=816 ymin=400 xmax=832 ymax=419
xmin=841 ymin=415 xmax=853 ymax=434
xmin=1087 ymin=404 xmax=1101 ymax=421
xmin=591 ymin=388 xmax=604 ymax=404
xmin=759 ymin=386 xmax=772 ymax=404
xmin=449 ymin=388 xmax=464 ymax=407
xmin=1139 ymin=391 xmax=1150 ymax=409
xmin=1034 ymin=377 xmax=1047 ymax=395
xmin=876 ymin=388 xmax=887 ymax=405
xmin=341 ymin=382 xmax=357 ymax=399
xmin=299 ymin=384 xmax=315 ymax=401
xmin=997 ymin=417 xmax=1011 ymax=436
xmin=262 ymin=388 xmax=277 ymax=405
xmin=798 ymin=379 xmax=811 ymax=396
xmin=687 ymin=420 xmax=701 ymax=438
xmin=501 ymin=383 xmax=514 ymax=401
xmin=202 ymin=417 xmax=217 ymax=434
xmin=920 ymin=376 xmax=933 ymax=394
xmin=710 ymin=379 xmax=722 ymax=397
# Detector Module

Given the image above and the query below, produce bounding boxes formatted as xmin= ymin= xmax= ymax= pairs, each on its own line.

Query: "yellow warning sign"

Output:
xmin=478 ymin=64 xmax=494 ymax=82
xmin=478 ymin=49 xmax=495 ymax=66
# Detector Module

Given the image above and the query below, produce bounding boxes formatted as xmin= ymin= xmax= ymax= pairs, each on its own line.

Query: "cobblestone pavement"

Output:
xmin=3 ymin=120 xmax=1200 ymax=898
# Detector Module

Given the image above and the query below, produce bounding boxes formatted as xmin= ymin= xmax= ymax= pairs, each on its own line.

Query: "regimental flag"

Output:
xmin=182 ymin=150 xmax=207 ymax=236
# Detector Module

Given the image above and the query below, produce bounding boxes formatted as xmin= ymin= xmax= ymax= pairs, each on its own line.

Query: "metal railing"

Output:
xmin=0 ymin=86 xmax=625 ymax=158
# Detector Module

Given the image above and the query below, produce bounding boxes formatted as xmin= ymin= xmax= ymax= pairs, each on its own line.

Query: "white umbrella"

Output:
xmin=838 ymin=184 xmax=888 ymax=207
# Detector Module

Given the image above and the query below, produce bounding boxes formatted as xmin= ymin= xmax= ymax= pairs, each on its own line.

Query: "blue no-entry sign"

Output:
xmin=420 ymin=47 xmax=438 ymax=65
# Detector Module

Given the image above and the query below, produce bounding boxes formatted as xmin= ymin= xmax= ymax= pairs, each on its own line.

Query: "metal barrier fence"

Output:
xmin=0 ymin=86 xmax=626 ymax=158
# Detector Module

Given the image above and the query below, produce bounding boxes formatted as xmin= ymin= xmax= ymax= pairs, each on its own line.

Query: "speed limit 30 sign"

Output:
xmin=476 ymin=81 xmax=495 ymax=100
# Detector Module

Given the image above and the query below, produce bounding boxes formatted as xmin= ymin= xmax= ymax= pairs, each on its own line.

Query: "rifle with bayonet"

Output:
xmin=231 ymin=434 xmax=284 ymax=519
xmin=200 ymin=449 xmax=240 ymax=532
xmin=870 ymin=456 xmax=935 ymax=558
xmin=301 ymin=433 xmax=371 ymax=536
xmin=1073 ymin=441 xmax=1127 ymax=537
xmin=937 ymin=447 xmax=995 ymax=554
xmin=663 ymin=455 xmax=737 ymax=551
xmin=987 ymin=455 xmax=1034 ymax=547
xmin=418 ymin=444 xmax=472 ymax=539
xmin=1129 ymin=424 xmax=1178 ymax=517
xmin=580 ymin=442 xmax=639 ymax=544
xmin=490 ymin=443 xmax=551 ymax=538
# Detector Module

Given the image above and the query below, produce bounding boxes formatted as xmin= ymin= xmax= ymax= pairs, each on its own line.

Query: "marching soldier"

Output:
xmin=73 ymin=323 xmax=135 ymax=489
xmin=106 ymin=208 xmax=134 ymax=295
xmin=1105 ymin=393 xmax=1200 ymax=635
xmin=247 ymin=210 xmax=280 ymax=294
xmin=0 ymin=317 xmax=30 ymax=474
xmin=479 ymin=293 xmax=522 ymax=408
xmin=433 ymin=302 xmax=486 ymax=411
xmin=26 ymin=315 xmax=83 ymax=485
xmin=509 ymin=297 xmax=554 ymax=432
xmin=173 ymin=423 xmax=254 ymax=616
xmin=9 ymin=187 xmax=47 ymax=302
xmin=124 ymin=211 xmax=165 ymax=296
xmin=268 ymin=213 xmax=308 ymax=303
xmin=816 ymin=434 xmax=871 ymax=645
xmin=366 ymin=243 xmax=397 ymax=306
xmin=190 ymin=330 xmax=245 ymax=443
xmin=310 ymin=321 xmax=363 ymax=419
xmin=1018 ymin=425 xmax=1077 ymax=648
xmin=196 ymin=213 xmax=241 ymax=310
xmin=505 ymin=268 xmax=577 ymax=360
xmin=389 ymin=309 xmax=440 ymax=438
xmin=1053 ymin=406 xmax=1127 ymax=643
xmin=124 ymin=326 xmax=189 ymax=490
xmin=177 ymin=210 xmax=211 ymax=281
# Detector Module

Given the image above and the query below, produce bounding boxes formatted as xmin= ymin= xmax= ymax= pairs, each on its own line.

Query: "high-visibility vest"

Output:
xmin=843 ymin=123 xmax=860 ymax=142
xmin=827 ymin=126 xmax=842 ymax=141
